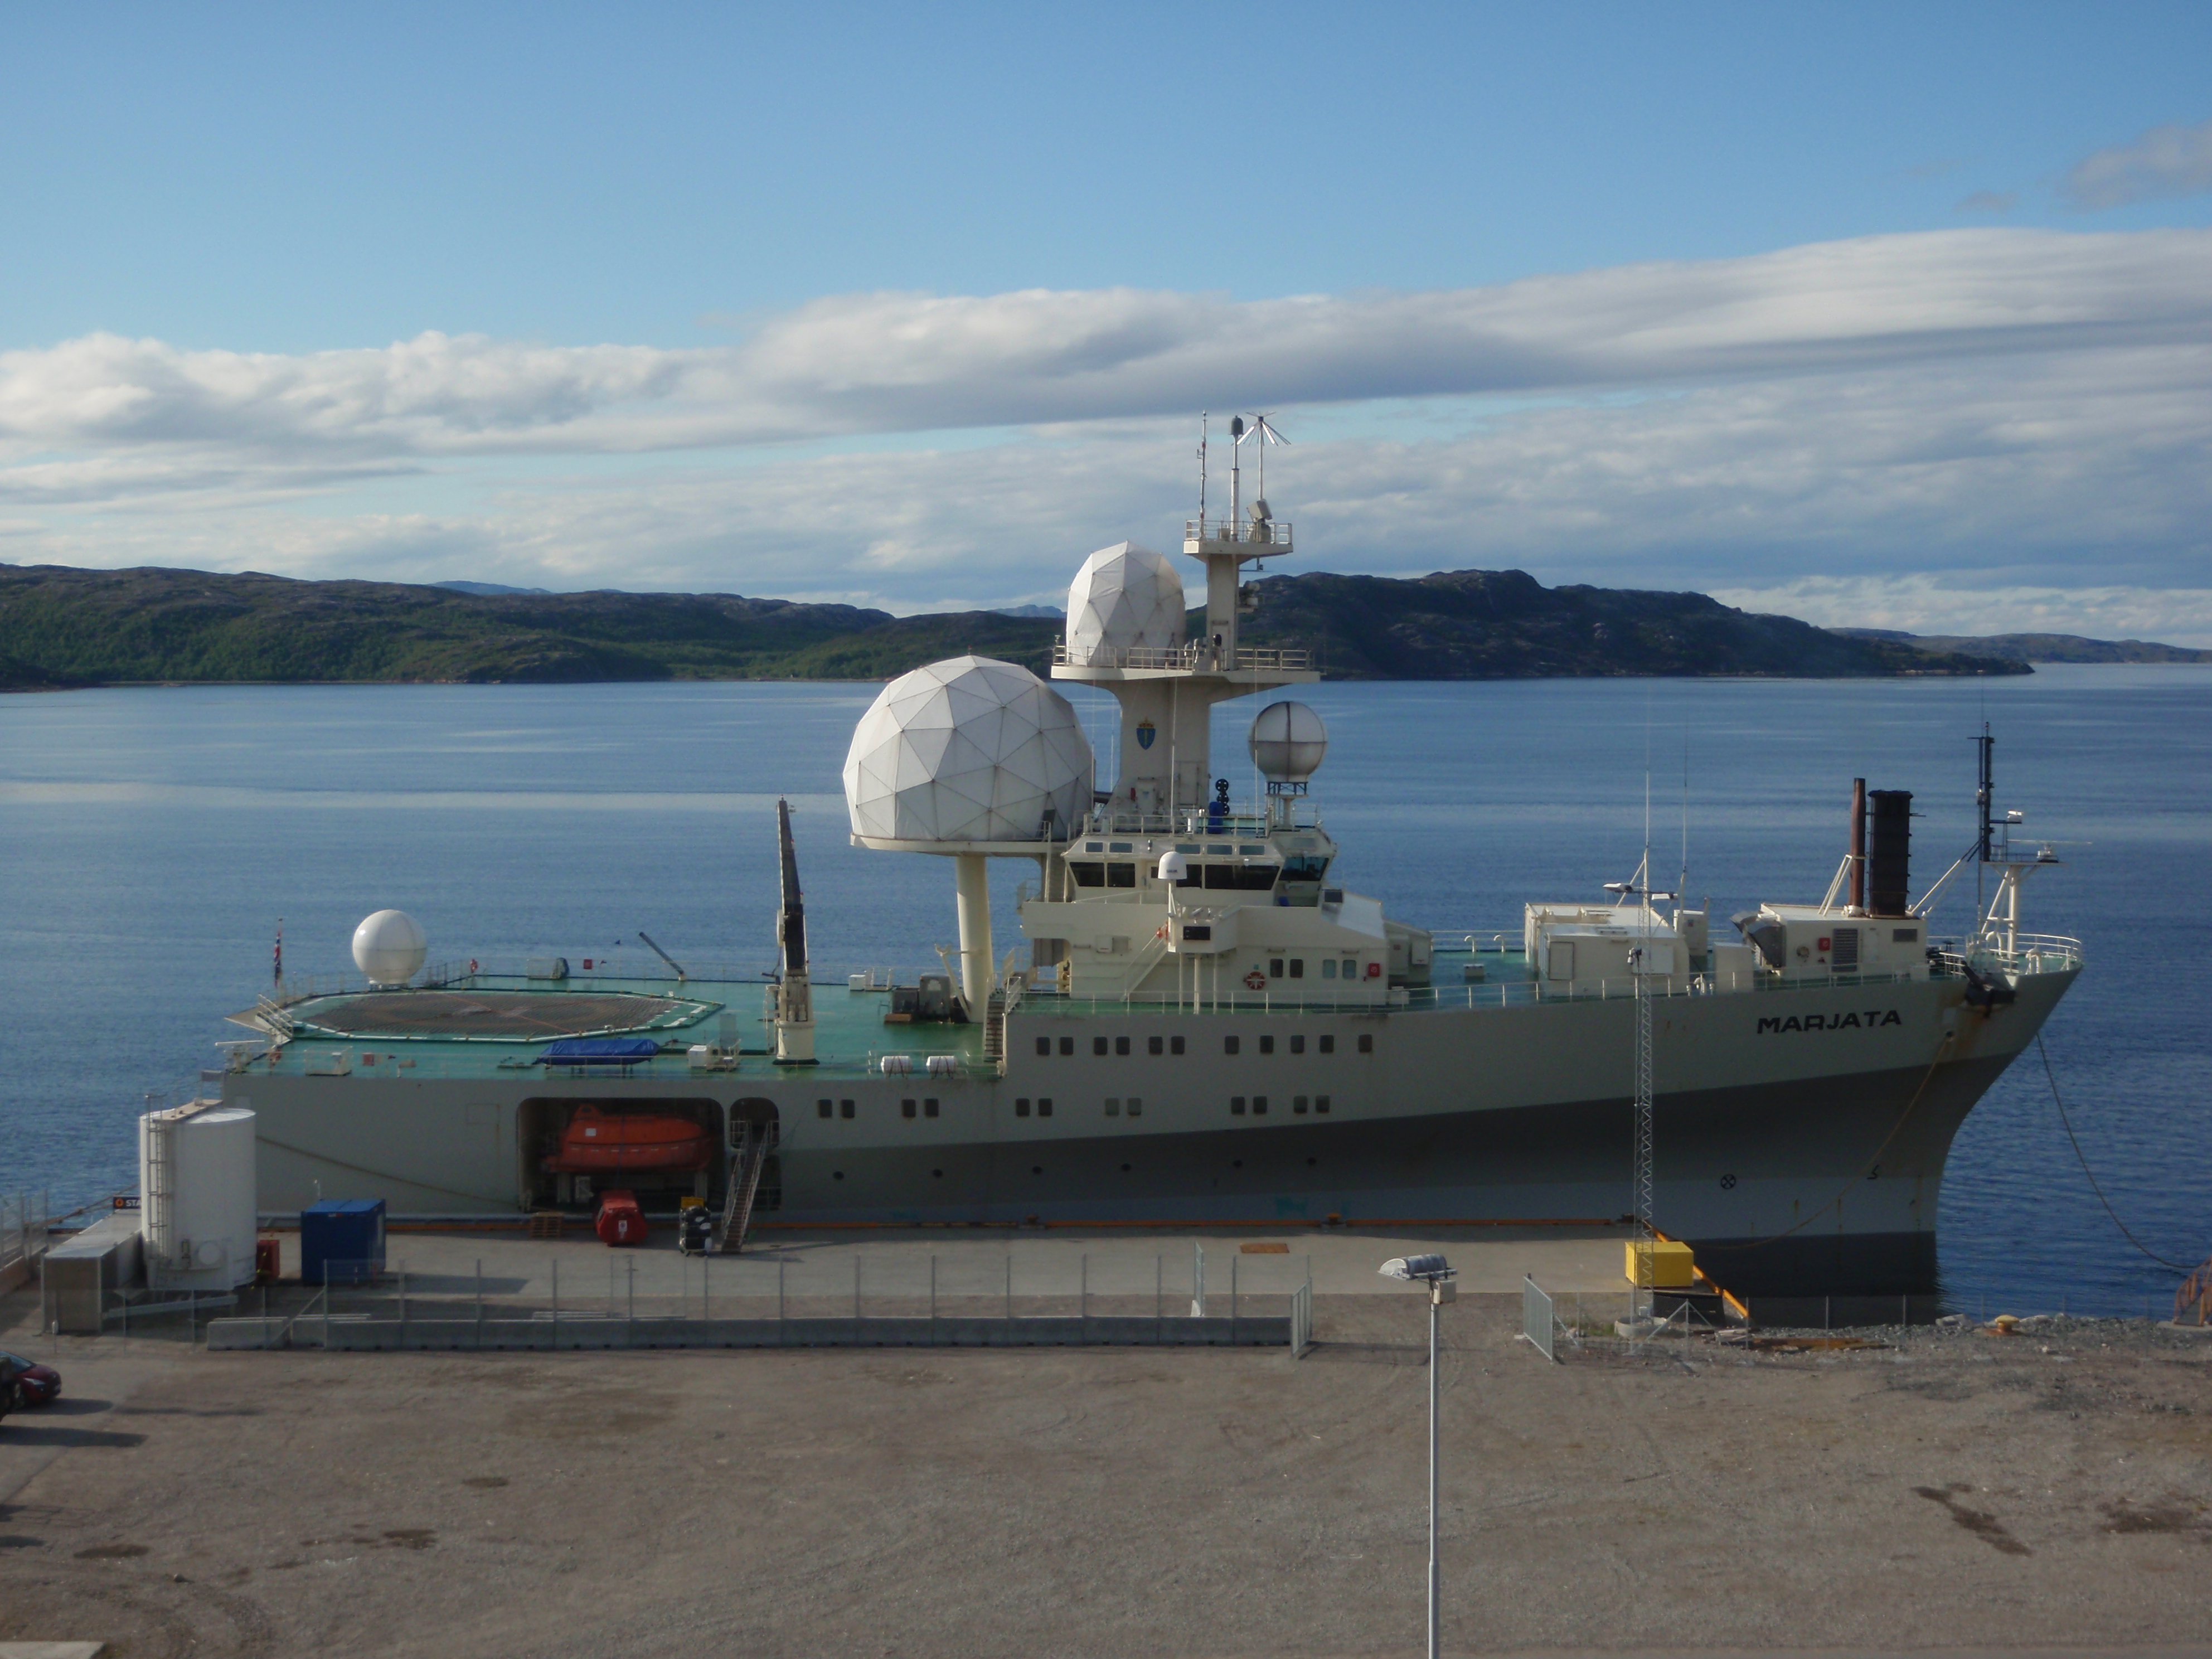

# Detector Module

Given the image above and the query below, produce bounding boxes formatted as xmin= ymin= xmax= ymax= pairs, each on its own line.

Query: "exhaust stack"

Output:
xmin=1847 ymin=778 xmax=1866 ymax=913
xmin=1867 ymin=789 xmax=1912 ymax=918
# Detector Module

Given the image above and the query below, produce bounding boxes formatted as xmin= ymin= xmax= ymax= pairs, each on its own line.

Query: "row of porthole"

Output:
xmin=1231 ymin=1095 xmax=1330 ymax=1116
xmin=825 ymin=1093 xmax=1330 ymax=1123
xmin=1036 ymin=1032 xmax=1374 ymax=1058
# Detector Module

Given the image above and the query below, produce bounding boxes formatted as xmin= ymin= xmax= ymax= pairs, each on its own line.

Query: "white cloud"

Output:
xmin=2061 ymin=118 xmax=2212 ymax=211
xmin=2 ymin=229 xmax=2209 ymax=643
xmin=3 ymin=229 xmax=2208 ymax=474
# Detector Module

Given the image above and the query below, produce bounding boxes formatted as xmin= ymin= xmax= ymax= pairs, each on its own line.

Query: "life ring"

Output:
xmin=468 ymin=959 xmax=479 ymax=974
xmin=1244 ymin=969 xmax=1267 ymax=991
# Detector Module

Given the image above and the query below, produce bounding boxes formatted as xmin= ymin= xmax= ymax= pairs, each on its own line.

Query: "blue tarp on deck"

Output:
xmin=538 ymin=1037 xmax=663 ymax=1064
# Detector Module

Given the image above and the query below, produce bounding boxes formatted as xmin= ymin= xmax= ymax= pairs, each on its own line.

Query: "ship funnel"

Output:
xmin=1867 ymin=790 xmax=1913 ymax=917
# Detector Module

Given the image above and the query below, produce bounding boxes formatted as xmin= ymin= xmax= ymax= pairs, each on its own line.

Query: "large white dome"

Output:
xmin=843 ymin=656 xmax=1094 ymax=843
xmin=352 ymin=909 xmax=427 ymax=986
xmin=1066 ymin=542 xmax=1187 ymax=656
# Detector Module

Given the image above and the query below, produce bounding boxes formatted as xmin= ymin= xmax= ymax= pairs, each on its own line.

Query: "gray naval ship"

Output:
xmin=218 ymin=428 xmax=2081 ymax=1295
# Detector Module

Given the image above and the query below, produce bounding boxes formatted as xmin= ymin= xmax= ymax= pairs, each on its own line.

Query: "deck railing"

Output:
xmin=1053 ymin=641 xmax=1312 ymax=673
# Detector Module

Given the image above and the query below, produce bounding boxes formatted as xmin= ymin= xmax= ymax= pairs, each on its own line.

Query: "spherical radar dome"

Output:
xmin=1249 ymin=701 xmax=1328 ymax=783
xmin=352 ymin=909 xmax=428 ymax=986
xmin=1066 ymin=542 xmax=1187 ymax=656
xmin=844 ymin=656 xmax=1095 ymax=843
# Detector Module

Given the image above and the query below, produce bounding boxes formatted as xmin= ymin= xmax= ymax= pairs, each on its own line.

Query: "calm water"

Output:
xmin=4 ymin=669 xmax=2207 ymax=1314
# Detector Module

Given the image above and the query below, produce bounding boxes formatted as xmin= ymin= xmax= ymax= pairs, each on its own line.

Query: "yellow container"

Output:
xmin=1624 ymin=1238 xmax=1696 ymax=1289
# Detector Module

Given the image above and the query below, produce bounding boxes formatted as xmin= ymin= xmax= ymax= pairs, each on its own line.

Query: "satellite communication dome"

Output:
xmin=843 ymin=656 xmax=1094 ymax=843
xmin=1249 ymin=701 xmax=1328 ymax=783
xmin=352 ymin=909 xmax=427 ymax=986
xmin=1065 ymin=542 xmax=1188 ymax=656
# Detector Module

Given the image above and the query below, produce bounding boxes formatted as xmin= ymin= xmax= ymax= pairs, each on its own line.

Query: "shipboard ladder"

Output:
xmin=716 ymin=1120 xmax=773 ymax=1254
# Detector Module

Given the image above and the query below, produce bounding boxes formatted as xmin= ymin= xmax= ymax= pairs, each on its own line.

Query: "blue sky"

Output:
xmin=4 ymin=3 xmax=2210 ymax=638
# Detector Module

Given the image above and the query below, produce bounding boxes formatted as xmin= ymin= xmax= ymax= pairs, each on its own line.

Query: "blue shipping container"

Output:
xmin=300 ymin=1199 xmax=386 ymax=1285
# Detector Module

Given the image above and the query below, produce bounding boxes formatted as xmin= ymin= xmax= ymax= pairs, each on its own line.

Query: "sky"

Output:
xmin=3 ymin=3 xmax=2210 ymax=640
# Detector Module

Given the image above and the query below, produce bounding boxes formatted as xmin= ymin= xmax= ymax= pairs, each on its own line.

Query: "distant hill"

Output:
xmin=435 ymin=580 xmax=553 ymax=596
xmin=1235 ymin=569 xmax=2027 ymax=680
xmin=1832 ymin=627 xmax=2212 ymax=664
xmin=0 ymin=561 xmax=2026 ymax=689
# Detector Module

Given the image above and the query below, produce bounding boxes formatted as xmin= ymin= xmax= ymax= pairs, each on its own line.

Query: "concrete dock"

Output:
xmin=3 ymin=1225 xmax=2209 ymax=1658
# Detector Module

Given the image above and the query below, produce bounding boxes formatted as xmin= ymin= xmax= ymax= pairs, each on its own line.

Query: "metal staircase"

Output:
xmin=716 ymin=1120 xmax=774 ymax=1254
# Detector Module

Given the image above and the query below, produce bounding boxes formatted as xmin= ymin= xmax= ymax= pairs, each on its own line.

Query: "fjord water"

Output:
xmin=3 ymin=669 xmax=2207 ymax=1316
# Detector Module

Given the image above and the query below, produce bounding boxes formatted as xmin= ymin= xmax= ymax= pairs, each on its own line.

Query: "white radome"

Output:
xmin=843 ymin=656 xmax=1095 ymax=844
xmin=1065 ymin=542 xmax=1188 ymax=656
xmin=1249 ymin=701 xmax=1328 ymax=783
xmin=352 ymin=909 xmax=428 ymax=986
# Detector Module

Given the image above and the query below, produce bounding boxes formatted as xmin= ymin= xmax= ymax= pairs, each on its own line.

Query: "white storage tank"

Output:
xmin=140 ymin=1102 xmax=259 ymax=1292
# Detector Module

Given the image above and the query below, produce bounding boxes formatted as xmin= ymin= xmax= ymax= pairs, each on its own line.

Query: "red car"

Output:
xmin=0 ymin=1351 xmax=61 ymax=1412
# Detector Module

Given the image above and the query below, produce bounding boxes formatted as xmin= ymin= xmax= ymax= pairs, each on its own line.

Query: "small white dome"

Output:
xmin=1249 ymin=701 xmax=1328 ymax=783
xmin=1066 ymin=542 xmax=1187 ymax=656
xmin=352 ymin=909 xmax=428 ymax=986
xmin=843 ymin=656 xmax=1094 ymax=843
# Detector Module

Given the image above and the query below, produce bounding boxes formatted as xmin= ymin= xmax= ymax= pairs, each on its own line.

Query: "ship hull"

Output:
xmin=230 ymin=967 xmax=2074 ymax=1296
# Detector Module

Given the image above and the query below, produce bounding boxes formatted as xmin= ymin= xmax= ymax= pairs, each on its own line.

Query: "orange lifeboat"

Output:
xmin=545 ymin=1105 xmax=714 ymax=1175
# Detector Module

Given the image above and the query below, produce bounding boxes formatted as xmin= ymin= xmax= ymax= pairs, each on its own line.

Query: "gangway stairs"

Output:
xmin=716 ymin=1120 xmax=774 ymax=1254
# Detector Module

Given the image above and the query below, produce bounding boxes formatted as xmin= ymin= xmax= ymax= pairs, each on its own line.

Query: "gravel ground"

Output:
xmin=1 ymin=1290 xmax=2208 ymax=1658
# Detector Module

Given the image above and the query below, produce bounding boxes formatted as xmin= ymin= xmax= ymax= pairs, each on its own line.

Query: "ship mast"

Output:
xmin=773 ymin=797 xmax=815 ymax=1064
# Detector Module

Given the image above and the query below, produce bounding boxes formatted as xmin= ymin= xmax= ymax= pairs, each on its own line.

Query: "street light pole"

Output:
xmin=1380 ymin=1253 xmax=1456 ymax=1659
xmin=1428 ymin=1275 xmax=1442 ymax=1659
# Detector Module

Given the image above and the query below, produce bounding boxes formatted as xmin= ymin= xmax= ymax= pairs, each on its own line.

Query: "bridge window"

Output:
xmin=1108 ymin=842 xmax=1133 ymax=853
xmin=1115 ymin=1036 xmax=1130 ymax=1056
xmin=1068 ymin=861 xmax=1106 ymax=887
xmin=1106 ymin=863 xmax=1137 ymax=889
xmin=1224 ymin=1035 xmax=1240 ymax=1056
xmin=925 ymin=1099 xmax=939 ymax=1118
xmin=1094 ymin=1037 xmax=1108 ymax=1056
xmin=1171 ymin=1035 xmax=1185 ymax=1055
xmin=1127 ymin=1097 xmax=1142 ymax=1117
xmin=1268 ymin=959 xmax=1284 ymax=977
xmin=1059 ymin=1037 xmax=1074 ymax=1056
xmin=902 ymin=1099 xmax=917 ymax=1119
xmin=1357 ymin=1035 xmax=1373 ymax=1054
xmin=1037 ymin=1098 xmax=1053 ymax=1117
xmin=1289 ymin=959 xmax=1304 ymax=979
xmin=1259 ymin=1035 xmax=1275 ymax=1055
xmin=1252 ymin=1095 xmax=1268 ymax=1115
xmin=1316 ymin=1095 xmax=1331 ymax=1114
xmin=1321 ymin=959 xmax=1337 ymax=979
xmin=817 ymin=1099 xmax=832 ymax=1119
xmin=840 ymin=1100 xmax=856 ymax=1119
xmin=1290 ymin=1035 xmax=1306 ymax=1055
xmin=1231 ymin=1096 xmax=1246 ymax=1115
xmin=1105 ymin=1098 xmax=1120 ymax=1116
xmin=1294 ymin=1095 xmax=1309 ymax=1114
xmin=1036 ymin=1036 xmax=1051 ymax=1056
xmin=1016 ymin=1098 xmax=1031 ymax=1117
xmin=1148 ymin=1035 xmax=1163 ymax=1055
xmin=1319 ymin=1035 xmax=1335 ymax=1054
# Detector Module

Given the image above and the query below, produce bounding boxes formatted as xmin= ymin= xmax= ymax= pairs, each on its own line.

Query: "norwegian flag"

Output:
xmin=273 ymin=919 xmax=283 ymax=987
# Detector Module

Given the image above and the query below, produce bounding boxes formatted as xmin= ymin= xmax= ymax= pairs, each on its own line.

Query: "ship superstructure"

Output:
xmin=210 ymin=422 xmax=2083 ymax=1295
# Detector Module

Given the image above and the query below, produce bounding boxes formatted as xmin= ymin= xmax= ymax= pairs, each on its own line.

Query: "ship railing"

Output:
xmin=1053 ymin=641 xmax=1313 ymax=674
xmin=1024 ymin=962 xmax=1953 ymax=1020
xmin=1184 ymin=517 xmax=1293 ymax=547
